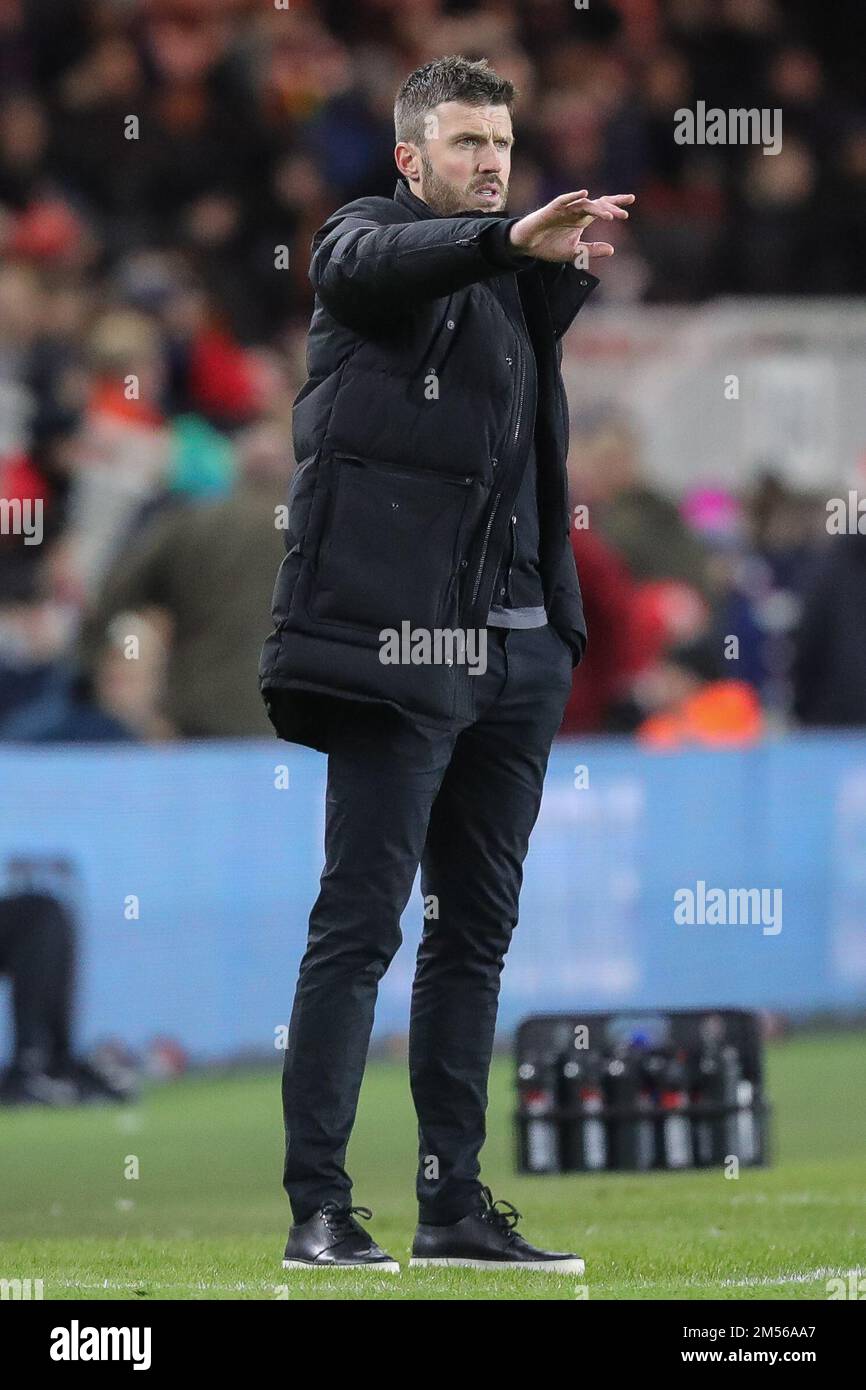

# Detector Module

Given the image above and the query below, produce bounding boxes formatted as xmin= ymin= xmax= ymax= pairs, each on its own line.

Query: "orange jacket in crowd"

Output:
xmin=638 ymin=680 xmax=764 ymax=749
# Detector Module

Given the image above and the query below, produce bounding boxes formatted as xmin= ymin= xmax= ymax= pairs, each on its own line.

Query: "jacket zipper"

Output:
xmin=470 ymin=492 xmax=501 ymax=607
xmin=468 ymin=326 xmax=527 ymax=612
xmin=512 ymin=334 xmax=526 ymax=450
xmin=332 ymin=452 xmax=473 ymax=486
xmin=506 ymin=513 xmax=517 ymax=599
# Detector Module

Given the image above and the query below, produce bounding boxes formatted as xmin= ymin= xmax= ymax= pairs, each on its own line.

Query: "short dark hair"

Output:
xmin=394 ymin=55 xmax=516 ymax=146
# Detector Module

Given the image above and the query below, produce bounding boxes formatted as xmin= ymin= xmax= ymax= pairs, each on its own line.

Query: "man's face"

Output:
xmin=398 ymin=101 xmax=513 ymax=215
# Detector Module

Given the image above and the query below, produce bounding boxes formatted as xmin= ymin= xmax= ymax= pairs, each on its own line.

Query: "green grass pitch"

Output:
xmin=1 ymin=1030 xmax=863 ymax=1300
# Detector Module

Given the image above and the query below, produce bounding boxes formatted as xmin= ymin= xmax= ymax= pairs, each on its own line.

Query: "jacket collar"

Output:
xmin=394 ymin=177 xmax=438 ymax=220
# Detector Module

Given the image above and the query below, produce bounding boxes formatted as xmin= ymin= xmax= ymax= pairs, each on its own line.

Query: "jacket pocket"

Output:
xmin=310 ymin=453 xmax=473 ymax=632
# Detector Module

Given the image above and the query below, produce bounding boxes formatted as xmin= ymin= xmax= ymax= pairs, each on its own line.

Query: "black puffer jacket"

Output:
xmin=260 ymin=177 xmax=598 ymax=750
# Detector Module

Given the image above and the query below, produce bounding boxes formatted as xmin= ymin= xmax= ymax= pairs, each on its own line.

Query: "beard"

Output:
xmin=418 ymin=148 xmax=508 ymax=216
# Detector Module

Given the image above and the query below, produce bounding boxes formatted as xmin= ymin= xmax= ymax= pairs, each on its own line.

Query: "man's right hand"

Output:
xmin=509 ymin=190 xmax=635 ymax=265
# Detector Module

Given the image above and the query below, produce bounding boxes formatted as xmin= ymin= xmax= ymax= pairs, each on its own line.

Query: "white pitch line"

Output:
xmin=55 ymin=1279 xmax=287 ymax=1294
xmin=596 ymin=1266 xmax=863 ymax=1292
xmin=51 ymin=1266 xmax=864 ymax=1296
xmin=719 ymin=1266 xmax=863 ymax=1289
xmin=729 ymin=1193 xmax=866 ymax=1207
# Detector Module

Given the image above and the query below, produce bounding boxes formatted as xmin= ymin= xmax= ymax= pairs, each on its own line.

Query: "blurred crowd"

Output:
xmin=562 ymin=419 xmax=866 ymax=743
xmin=0 ymin=0 xmax=864 ymax=744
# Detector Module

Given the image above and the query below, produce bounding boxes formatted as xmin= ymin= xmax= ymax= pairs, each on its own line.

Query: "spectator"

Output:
xmin=560 ymin=526 xmax=649 ymax=734
xmin=0 ymin=883 xmax=137 ymax=1106
xmin=637 ymin=636 xmax=765 ymax=748
xmin=793 ymin=533 xmax=866 ymax=727
xmin=76 ymin=422 xmax=288 ymax=738
xmin=0 ymin=612 xmax=171 ymax=742
xmin=568 ymin=417 xmax=712 ymax=595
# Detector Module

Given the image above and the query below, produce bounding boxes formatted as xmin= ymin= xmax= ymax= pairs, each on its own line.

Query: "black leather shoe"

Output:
xmin=410 ymin=1186 xmax=585 ymax=1273
xmin=282 ymin=1202 xmax=400 ymax=1272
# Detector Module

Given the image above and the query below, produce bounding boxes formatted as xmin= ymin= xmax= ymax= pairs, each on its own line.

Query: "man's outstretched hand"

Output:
xmin=508 ymin=191 xmax=635 ymax=265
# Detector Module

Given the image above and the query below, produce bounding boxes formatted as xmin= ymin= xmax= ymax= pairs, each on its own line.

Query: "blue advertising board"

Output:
xmin=1 ymin=734 xmax=865 ymax=1060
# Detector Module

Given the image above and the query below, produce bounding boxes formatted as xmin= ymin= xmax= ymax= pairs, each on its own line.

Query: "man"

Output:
xmin=260 ymin=55 xmax=633 ymax=1272
xmin=0 ymin=863 xmax=136 ymax=1107
xmin=78 ymin=424 xmax=286 ymax=738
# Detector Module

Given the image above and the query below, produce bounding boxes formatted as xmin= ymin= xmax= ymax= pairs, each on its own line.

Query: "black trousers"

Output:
xmin=0 ymin=892 xmax=76 ymax=1072
xmin=282 ymin=623 xmax=574 ymax=1224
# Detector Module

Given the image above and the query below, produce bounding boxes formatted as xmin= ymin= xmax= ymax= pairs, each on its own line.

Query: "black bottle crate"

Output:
xmin=515 ymin=1008 xmax=771 ymax=1174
